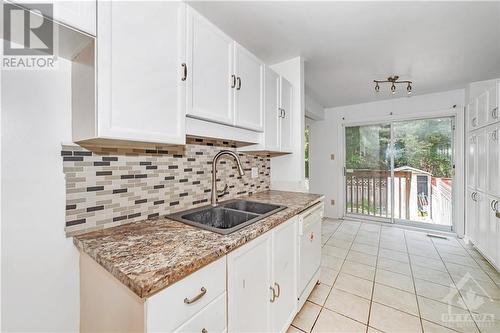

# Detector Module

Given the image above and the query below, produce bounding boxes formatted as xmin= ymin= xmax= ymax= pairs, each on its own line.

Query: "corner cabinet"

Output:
xmin=72 ymin=1 xmax=186 ymax=146
xmin=465 ymin=78 xmax=500 ymax=272
xmin=239 ymin=68 xmax=294 ymax=154
xmin=227 ymin=217 xmax=297 ymax=333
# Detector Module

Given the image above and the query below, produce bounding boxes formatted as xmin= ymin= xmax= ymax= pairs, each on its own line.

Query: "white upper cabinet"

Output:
xmin=72 ymin=1 xmax=186 ymax=145
xmin=477 ymin=91 xmax=489 ymax=128
xmin=487 ymin=83 xmax=499 ymax=124
xmin=234 ymin=43 xmax=264 ymax=131
xmin=186 ymin=8 xmax=234 ymax=125
xmin=264 ymin=68 xmax=281 ymax=152
xmin=468 ymin=99 xmax=478 ymax=130
xmin=12 ymin=0 xmax=96 ymax=35
xmin=280 ymin=77 xmax=294 ymax=153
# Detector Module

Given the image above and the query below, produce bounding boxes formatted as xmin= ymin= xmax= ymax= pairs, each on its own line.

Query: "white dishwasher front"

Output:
xmin=297 ymin=202 xmax=323 ymax=308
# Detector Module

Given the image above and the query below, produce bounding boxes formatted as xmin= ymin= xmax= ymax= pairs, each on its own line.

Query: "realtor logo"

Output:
xmin=2 ymin=2 xmax=57 ymax=69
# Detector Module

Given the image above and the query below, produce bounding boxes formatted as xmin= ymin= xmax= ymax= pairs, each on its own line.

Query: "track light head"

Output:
xmin=407 ymin=82 xmax=412 ymax=95
xmin=375 ymin=82 xmax=380 ymax=93
xmin=391 ymin=83 xmax=396 ymax=94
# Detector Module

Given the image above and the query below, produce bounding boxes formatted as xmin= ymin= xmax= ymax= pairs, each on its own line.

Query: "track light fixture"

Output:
xmin=374 ymin=75 xmax=413 ymax=95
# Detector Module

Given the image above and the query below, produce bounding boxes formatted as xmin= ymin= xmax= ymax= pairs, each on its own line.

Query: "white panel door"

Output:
xmin=477 ymin=91 xmax=489 ymax=128
xmin=476 ymin=192 xmax=489 ymax=255
xmin=12 ymin=0 xmax=96 ymax=35
xmin=487 ymin=195 xmax=499 ymax=268
xmin=280 ymin=77 xmax=294 ymax=153
xmin=186 ymin=9 xmax=234 ymax=125
xmin=487 ymin=124 xmax=499 ymax=197
xmin=476 ymin=130 xmax=488 ymax=193
xmin=468 ymin=99 xmax=478 ymax=130
xmin=97 ymin=1 xmax=185 ymax=145
xmin=234 ymin=44 xmax=264 ymax=131
xmin=227 ymin=233 xmax=271 ymax=333
xmin=271 ymin=218 xmax=297 ymax=333
xmin=466 ymin=189 xmax=477 ymax=244
xmin=487 ymin=83 xmax=499 ymax=124
xmin=467 ymin=134 xmax=477 ymax=189
xmin=264 ymin=68 xmax=281 ymax=151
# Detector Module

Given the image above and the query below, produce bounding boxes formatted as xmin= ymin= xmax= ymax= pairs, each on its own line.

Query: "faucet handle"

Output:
xmin=218 ymin=184 xmax=229 ymax=198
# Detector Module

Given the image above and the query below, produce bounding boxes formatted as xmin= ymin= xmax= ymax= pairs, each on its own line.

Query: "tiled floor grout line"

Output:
xmin=294 ymin=219 xmax=499 ymax=333
xmin=403 ymin=230 xmax=425 ymax=333
xmin=428 ymin=236 xmax=483 ymax=333
xmin=365 ymin=224 xmax=382 ymax=333
xmin=456 ymin=237 xmax=500 ymax=288
xmin=308 ymin=220 xmax=361 ymax=333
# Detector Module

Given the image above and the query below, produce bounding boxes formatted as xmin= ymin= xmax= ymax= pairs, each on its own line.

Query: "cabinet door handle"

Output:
xmin=492 ymin=200 xmax=499 ymax=212
xmin=472 ymin=117 xmax=477 ymax=127
xmin=184 ymin=287 xmax=207 ymax=304
xmin=231 ymin=75 xmax=237 ymax=88
xmin=492 ymin=107 xmax=498 ymax=119
xmin=278 ymin=108 xmax=283 ymax=118
xmin=282 ymin=109 xmax=286 ymax=118
xmin=274 ymin=282 xmax=280 ymax=298
xmin=491 ymin=130 xmax=498 ymax=141
xmin=181 ymin=63 xmax=187 ymax=81
xmin=236 ymin=77 xmax=242 ymax=90
xmin=269 ymin=286 xmax=276 ymax=302
xmin=202 ymin=329 xmax=208 ymax=333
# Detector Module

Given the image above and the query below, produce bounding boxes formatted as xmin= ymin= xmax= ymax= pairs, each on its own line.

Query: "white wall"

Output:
xmin=305 ymin=93 xmax=325 ymax=121
xmin=270 ymin=57 xmax=307 ymax=191
xmin=1 ymin=58 xmax=80 ymax=332
xmin=309 ymin=89 xmax=466 ymax=235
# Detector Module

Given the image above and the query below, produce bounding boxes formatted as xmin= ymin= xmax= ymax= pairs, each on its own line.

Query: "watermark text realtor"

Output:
xmin=2 ymin=2 xmax=57 ymax=70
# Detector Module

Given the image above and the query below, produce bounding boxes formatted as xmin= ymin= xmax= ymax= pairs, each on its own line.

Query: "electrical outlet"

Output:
xmin=331 ymin=199 xmax=335 ymax=206
xmin=251 ymin=167 xmax=258 ymax=178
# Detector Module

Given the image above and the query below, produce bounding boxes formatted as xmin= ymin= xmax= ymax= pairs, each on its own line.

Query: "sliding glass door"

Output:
xmin=344 ymin=117 xmax=454 ymax=230
xmin=345 ymin=124 xmax=392 ymax=220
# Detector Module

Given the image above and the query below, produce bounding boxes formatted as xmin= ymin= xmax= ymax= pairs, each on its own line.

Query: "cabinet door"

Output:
xmin=466 ymin=189 xmax=477 ymax=244
xmin=12 ymin=0 xmax=96 ymax=35
xmin=487 ymin=125 xmax=499 ymax=197
xmin=97 ymin=1 xmax=185 ymax=145
xmin=234 ymin=44 xmax=264 ymax=131
xmin=271 ymin=218 xmax=297 ymax=333
xmin=487 ymin=83 xmax=499 ymax=124
xmin=186 ymin=9 xmax=234 ymax=125
xmin=487 ymin=196 xmax=499 ymax=268
xmin=264 ymin=68 xmax=281 ymax=151
xmin=468 ymin=99 xmax=478 ymax=130
xmin=227 ymin=233 xmax=272 ymax=333
xmin=477 ymin=91 xmax=489 ymax=128
xmin=280 ymin=77 xmax=294 ymax=153
xmin=467 ymin=134 xmax=477 ymax=189
xmin=476 ymin=192 xmax=490 ymax=255
xmin=477 ymin=130 xmax=488 ymax=193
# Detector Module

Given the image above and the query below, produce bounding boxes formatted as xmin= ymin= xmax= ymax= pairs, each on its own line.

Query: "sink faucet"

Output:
xmin=211 ymin=150 xmax=245 ymax=206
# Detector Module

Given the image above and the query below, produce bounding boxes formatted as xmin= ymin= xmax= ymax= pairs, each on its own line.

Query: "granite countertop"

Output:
xmin=74 ymin=190 xmax=324 ymax=298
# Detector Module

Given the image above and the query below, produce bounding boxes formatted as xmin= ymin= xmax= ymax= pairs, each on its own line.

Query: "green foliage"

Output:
xmin=346 ymin=118 xmax=453 ymax=178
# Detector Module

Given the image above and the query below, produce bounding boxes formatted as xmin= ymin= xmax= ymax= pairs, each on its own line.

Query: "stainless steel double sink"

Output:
xmin=167 ymin=200 xmax=286 ymax=235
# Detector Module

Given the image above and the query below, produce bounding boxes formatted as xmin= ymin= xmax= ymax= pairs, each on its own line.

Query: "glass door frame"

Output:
xmin=342 ymin=115 xmax=457 ymax=232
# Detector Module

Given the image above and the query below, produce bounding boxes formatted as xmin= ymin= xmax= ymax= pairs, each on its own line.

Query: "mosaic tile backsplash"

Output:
xmin=62 ymin=140 xmax=270 ymax=236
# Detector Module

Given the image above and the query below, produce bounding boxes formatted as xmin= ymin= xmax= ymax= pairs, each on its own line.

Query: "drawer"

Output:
xmin=146 ymin=256 xmax=226 ymax=333
xmin=173 ymin=293 xmax=226 ymax=333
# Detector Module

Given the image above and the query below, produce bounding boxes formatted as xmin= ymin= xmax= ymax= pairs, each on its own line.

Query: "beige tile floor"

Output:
xmin=289 ymin=218 xmax=500 ymax=333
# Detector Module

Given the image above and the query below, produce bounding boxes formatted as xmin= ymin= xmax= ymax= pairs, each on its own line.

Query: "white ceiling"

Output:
xmin=188 ymin=1 xmax=500 ymax=108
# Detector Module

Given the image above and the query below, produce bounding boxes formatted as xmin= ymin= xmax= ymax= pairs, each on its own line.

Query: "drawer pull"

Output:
xmin=202 ymin=329 xmax=208 ymax=333
xmin=184 ymin=287 xmax=207 ymax=304
xmin=310 ymin=232 xmax=315 ymax=241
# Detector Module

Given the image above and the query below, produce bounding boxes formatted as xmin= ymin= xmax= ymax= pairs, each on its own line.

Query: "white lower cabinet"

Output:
xmin=227 ymin=217 xmax=297 ymax=333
